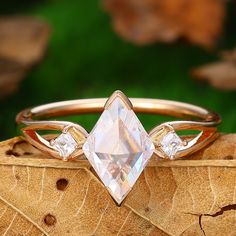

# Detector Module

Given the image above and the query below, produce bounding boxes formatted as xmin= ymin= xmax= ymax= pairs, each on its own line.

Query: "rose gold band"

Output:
xmin=17 ymin=98 xmax=220 ymax=123
xmin=16 ymin=97 xmax=221 ymax=160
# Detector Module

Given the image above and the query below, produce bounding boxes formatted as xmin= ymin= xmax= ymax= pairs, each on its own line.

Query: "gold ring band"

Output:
xmin=16 ymin=90 xmax=221 ymax=204
xmin=16 ymin=91 xmax=221 ymax=160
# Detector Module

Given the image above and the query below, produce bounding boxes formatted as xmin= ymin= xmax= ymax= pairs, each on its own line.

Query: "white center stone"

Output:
xmin=160 ymin=131 xmax=183 ymax=159
xmin=83 ymin=95 xmax=154 ymax=204
xmin=53 ymin=132 xmax=77 ymax=160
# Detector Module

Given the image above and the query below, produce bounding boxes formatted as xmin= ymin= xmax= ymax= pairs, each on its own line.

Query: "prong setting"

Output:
xmin=63 ymin=125 xmax=74 ymax=134
xmin=51 ymin=128 xmax=78 ymax=161
xmin=159 ymin=130 xmax=184 ymax=160
xmin=50 ymin=139 xmax=55 ymax=146
xmin=183 ymin=140 xmax=188 ymax=146
xmin=104 ymin=90 xmax=133 ymax=110
xmin=83 ymin=91 xmax=154 ymax=204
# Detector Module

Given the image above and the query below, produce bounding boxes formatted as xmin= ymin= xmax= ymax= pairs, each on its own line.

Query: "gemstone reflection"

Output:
xmin=83 ymin=92 xmax=154 ymax=204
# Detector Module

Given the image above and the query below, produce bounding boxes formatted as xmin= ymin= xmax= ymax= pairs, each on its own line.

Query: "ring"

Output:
xmin=16 ymin=90 xmax=221 ymax=204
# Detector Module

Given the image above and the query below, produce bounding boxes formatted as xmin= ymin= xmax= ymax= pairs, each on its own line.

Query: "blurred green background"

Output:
xmin=0 ymin=0 xmax=236 ymax=141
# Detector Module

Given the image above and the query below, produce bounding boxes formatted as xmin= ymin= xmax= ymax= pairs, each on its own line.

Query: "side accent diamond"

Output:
xmin=160 ymin=131 xmax=183 ymax=159
xmin=53 ymin=132 xmax=77 ymax=160
xmin=83 ymin=91 xmax=154 ymax=204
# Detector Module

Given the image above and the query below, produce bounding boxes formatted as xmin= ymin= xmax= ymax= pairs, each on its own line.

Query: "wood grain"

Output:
xmin=0 ymin=134 xmax=235 ymax=235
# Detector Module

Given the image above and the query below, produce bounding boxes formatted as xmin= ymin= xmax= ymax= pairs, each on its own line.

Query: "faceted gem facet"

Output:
xmin=160 ymin=131 xmax=183 ymax=159
xmin=53 ymin=132 xmax=77 ymax=160
xmin=83 ymin=93 xmax=154 ymax=204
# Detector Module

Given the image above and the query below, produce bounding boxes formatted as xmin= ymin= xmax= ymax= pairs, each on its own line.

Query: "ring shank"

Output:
xmin=16 ymin=98 xmax=221 ymax=126
xmin=16 ymin=97 xmax=221 ymax=160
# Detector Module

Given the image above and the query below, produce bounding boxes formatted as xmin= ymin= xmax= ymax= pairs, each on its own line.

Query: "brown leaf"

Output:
xmin=192 ymin=48 xmax=236 ymax=90
xmin=0 ymin=134 xmax=236 ymax=235
xmin=0 ymin=59 xmax=27 ymax=99
xmin=0 ymin=138 xmax=168 ymax=235
xmin=0 ymin=16 xmax=50 ymax=99
xmin=103 ymin=0 xmax=225 ymax=48
xmin=0 ymin=16 xmax=50 ymax=65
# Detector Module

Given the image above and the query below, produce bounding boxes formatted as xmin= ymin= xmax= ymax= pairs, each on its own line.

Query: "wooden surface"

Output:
xmin=0 ymin=134 xmax=236 ymax=235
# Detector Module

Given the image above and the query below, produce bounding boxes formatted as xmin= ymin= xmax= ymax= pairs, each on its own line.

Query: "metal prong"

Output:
xmin=63 ymin=125 xmax=73 ymax=134
xmin=50 ymin=139 xmax=55 ymax=146
xmin=183 ymin=140 xmax=188 ymax=146
xmin=104 ymin=90 xmax=133 ymax=110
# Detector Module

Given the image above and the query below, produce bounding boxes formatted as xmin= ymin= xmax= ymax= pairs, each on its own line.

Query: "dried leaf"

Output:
xmin=103 ymin=0 xmax=225 ymax=48
xmin=0 ymin=134 xmax=236 ymax=235
xmin=0 ymin=16 xmax=50 ymax=99
xmin=192 ymin=48 xmax=236 ymax=90
xmin=0 ymin=59 xmax=27 ymax=99
xmin=0 ymin=138 xmax=167 ymax=235
xmin=0 ymin=16 xmax=50 ymax=65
